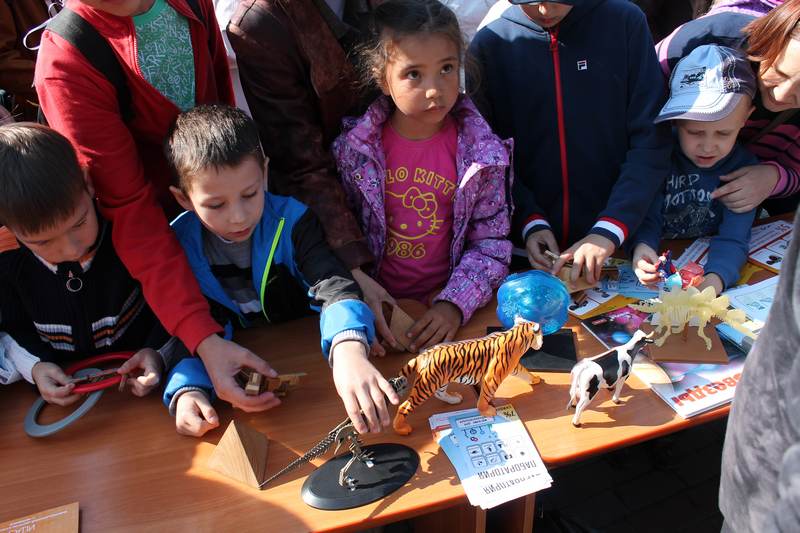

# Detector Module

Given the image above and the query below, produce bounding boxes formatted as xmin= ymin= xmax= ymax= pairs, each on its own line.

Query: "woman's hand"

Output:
xmin=711 ymin=164 xmax=779 ymax=213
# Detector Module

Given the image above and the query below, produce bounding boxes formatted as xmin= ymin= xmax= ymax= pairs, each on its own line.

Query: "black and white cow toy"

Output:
xmin=567 ymin=330 xmax=654 ymax=427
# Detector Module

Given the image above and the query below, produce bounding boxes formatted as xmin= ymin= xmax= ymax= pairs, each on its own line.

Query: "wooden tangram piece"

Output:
xmin=207 ymin=420 xmax=268 ymax=488
xmin=640 ymin=322 xmax=729 ymax=365
xmin=388 ymin=304 xmax=416 ymax=352
xmin=556 ymin=268 xmax=598 ymax=294
xmin=0 ymin=502 xmax=79 ymax=533
xmin=543 ymin=250 xmax=598 ymax=293
xmin=266 ymin=372 xmax=306 ymax=397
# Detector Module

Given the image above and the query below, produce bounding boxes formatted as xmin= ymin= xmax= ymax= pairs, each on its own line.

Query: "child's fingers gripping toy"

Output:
xmin=24 ymin=352 xmax=135 ymax=438
xmin=391 ymin=317 xmax=544 ymax=435
xmin=566 ymin=331 xmax=654 ymax=427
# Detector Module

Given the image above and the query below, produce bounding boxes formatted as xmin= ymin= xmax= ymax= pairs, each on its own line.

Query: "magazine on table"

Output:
xmin=581 ymin=306 xmax=651 ymax=349
xmin=632 ymin=341 xmax=747 ymax=418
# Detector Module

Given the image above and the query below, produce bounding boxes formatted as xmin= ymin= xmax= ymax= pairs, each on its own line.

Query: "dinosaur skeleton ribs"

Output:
xmin=259 ymin=377 xmax=407 ymax=489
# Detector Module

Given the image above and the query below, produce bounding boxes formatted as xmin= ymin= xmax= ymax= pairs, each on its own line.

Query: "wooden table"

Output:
xmin=2 ymin=245 xmax=772 ymax=531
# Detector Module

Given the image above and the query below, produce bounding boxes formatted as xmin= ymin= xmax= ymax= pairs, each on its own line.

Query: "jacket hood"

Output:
xmin=341 ymin=94 xmax=511 ymax=169
xmin=501 ymin=0 xmax=605 ymax=34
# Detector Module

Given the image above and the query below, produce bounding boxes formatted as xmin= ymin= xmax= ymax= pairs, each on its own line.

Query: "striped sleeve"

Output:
xmin=588 ymin=217 xmax=629 ymax=248
xmin=744 ymin=123 xmax=800 ymax=198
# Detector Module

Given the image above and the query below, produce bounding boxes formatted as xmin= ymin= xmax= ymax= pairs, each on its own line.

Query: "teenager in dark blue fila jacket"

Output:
xmin=468 ymin=0 xmax=671 ymax=284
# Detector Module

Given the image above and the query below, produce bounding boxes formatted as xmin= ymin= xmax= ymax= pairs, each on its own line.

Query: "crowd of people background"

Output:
xmin=1 ymin=1 xmax=799 ymax=530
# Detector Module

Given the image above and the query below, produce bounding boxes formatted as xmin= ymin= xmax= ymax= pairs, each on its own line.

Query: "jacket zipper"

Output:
xmin=549 ymin=28 xmax=570 ymax=248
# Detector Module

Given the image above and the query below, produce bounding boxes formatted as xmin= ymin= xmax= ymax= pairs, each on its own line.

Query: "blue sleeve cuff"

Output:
xmin=319 ymin=299 xmax=375 ymax=360
xmin=163 ymin=357 xmax=215 ymax=408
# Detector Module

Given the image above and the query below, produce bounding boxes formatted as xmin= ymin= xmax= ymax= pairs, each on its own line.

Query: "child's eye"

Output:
xmin=206 ymin=203 xmax=224 ymax=210
xmin=242 ymin=190 xmax=258 ymax=199
xmin=406 ymin=70 xmax=420 ymax=81
xmin=441 ymin=64 xmax=454 ymax=74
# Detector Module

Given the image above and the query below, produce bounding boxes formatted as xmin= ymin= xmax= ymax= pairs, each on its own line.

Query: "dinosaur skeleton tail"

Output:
xmin=258 ymin=420 xmax=346 ymax=488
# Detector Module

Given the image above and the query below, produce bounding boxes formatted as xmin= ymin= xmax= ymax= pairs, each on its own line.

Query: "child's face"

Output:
xmin=78 ymin=0 xmax=155 ymax=17
xmin=14 ymin=190 xmax=99 ymax=265
xmin=675 ymin=96 xmax=755 ymax=168
xmin=521 ymin=2 xmax=574 ymax=29
xmin=381 ymin=33 xmax=460 ymax=139
xmin=171 ymin=156 xmax=266 ymax=243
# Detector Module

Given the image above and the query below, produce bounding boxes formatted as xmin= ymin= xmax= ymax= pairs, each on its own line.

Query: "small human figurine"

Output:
xmin=567 ymin=330 xmax=654 ymax=427
xmin=392 ymin=317 xmax=544 ymax=435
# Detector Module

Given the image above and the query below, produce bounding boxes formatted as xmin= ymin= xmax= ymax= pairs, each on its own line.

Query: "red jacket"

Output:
xmin=34 ymin=0 xmax=233 ymax=352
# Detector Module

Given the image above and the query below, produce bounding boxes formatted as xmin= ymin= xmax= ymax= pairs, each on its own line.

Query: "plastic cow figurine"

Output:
xmin=567 ymin=330 xmax=654 ymax=427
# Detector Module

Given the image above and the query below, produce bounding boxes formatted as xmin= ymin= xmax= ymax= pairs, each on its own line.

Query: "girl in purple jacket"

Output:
xmin=333 ymin=0 xmax=513 ymax=352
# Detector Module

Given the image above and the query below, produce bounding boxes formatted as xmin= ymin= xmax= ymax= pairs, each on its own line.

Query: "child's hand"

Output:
xmin=332 ymin=340 xmax=399 ymax=434
xmin=31 ymin=362 xmax=80 ymax=406
xmin=632 ymin=243 xmax=661 ymax=285
xmin=351 ymin=268 xmax=399 ymax=350
xmin=117 ymin=348 xmax=163 ymax=397
xmin=553 ymin=234 xmax=616 ymax=284
xmin=407 ymin=301 xmax=462 ymax=352
xmin=196 ymin=334 xmax=281 ymax=413
xmin=698 ymin=273 xmax=724 ymax=296
xmin=525 ymin=229 xmax=560 ymax=270
xmin=175 ymin=390 xmax=220 ymax=437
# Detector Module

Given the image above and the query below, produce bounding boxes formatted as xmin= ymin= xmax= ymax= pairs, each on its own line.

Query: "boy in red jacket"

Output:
xmin=34 ymin=0 xmax=279 ymax=413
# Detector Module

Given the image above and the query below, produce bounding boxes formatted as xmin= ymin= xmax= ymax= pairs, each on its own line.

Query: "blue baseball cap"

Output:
xmin=656 ymin=44 xmax=757 ymax=123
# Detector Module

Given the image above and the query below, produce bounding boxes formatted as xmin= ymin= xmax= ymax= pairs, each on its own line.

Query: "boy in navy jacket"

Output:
xmin=632 ymin=45 xmax=758 ymax=293
xmin=469 ymin=0 xmax=671 ymax=283
xmin=162 ymin=105 xmax=397 ymax=437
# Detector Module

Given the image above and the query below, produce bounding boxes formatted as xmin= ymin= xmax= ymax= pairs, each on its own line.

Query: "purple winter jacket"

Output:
xmin=332 ymin=95 xmax=513 ymax=323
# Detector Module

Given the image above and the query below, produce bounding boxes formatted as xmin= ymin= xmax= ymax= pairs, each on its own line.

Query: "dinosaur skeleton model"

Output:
xmin=631 ymin=286 xmax=757 ymax=350
xmin=260 ymin=378 xmax=405 ymax=490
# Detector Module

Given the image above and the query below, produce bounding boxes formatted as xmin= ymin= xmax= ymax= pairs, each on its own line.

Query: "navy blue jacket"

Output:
xmin=634 ymin=141 xmax=758 ymax=289
xmin=163 ymin=192 xmax=375 ymax=408
xmin=656 ymin=4 xmax=800 ymax=203
xmin=469 ymin=0 xmax=671 ymax=250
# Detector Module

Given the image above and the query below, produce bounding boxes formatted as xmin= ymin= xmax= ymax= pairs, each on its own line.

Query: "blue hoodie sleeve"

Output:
xmin=704 ymin=149 xmax=760 ymax=289
xmin=163 ymin=357 xmax=215 ymax=411
xmin=588 ymin=9 xmax=672 ymax=249
xmin=319 ymin=299 xmax=376 ymax=360
xmin=630 ymin=185 xmax=665 ymax=255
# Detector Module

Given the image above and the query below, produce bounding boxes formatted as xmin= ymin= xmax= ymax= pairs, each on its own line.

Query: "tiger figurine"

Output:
xmin=392 ymin=317 xmax=544 ymax=435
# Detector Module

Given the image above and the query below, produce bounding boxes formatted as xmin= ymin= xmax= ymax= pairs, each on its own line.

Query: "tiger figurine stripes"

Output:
xmin=392 ymin=317 xmax=544 ymax=435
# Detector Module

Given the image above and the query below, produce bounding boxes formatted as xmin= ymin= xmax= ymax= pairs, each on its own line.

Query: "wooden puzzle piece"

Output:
xmin=266 ymin=372 xmax=307 ymax=397
xmin=388 ymin=304 xmax=416 ymax=352
xmin=245 ymin=372 xmax=263 ymax=396
xmin=544 ymin=250 xmax=598 ymax=293
xmin=207 ymin=420 xmax=268 ymax=489
xmin=243 ymin=371 xmax=306 ymax=397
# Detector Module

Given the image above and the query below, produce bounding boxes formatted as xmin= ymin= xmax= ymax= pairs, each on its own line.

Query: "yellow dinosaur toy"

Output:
xmin=631 ymin=286 xmax=757 ymax=350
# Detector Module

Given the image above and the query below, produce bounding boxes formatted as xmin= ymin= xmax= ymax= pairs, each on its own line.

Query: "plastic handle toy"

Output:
xmin=64 ymin=352 xmax=134 ymax=393
xmin=24 ymin=367 xmax=105 ymax=438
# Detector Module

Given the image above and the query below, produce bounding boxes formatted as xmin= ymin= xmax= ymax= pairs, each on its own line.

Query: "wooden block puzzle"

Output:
xmin=388 ymin=304 xmax=416 ymax=352
xmin=244 ymin=371 xmax=306 ymax=397
xmin=207 ymin=420 xmax=268 ymax=489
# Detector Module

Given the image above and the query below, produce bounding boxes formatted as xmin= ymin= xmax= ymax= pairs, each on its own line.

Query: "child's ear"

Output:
xmin=376 ymin=68 xmax=391 ymax=96
xmin=169 ymin=185 xmax=194 ymax=213
xmin=82 ymin=167 xmax=95 ymax=198
xmin=262 ymin=157 xmax=270 ymax=190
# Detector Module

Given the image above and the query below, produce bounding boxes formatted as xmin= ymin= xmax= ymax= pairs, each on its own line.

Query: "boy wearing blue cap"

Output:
xmin=631 ymin=44 xmax=759 ymax=294
xmin=469 ymin=0 xmax=671 ymax=284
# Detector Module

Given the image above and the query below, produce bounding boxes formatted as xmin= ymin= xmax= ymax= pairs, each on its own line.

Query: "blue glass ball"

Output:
xmin=496 ymin=270 xmax=570 ymax=335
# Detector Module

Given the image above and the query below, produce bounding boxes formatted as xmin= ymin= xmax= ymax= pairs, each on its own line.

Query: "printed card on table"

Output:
xmin=430 ymin=405 xmax=552 ymax=509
